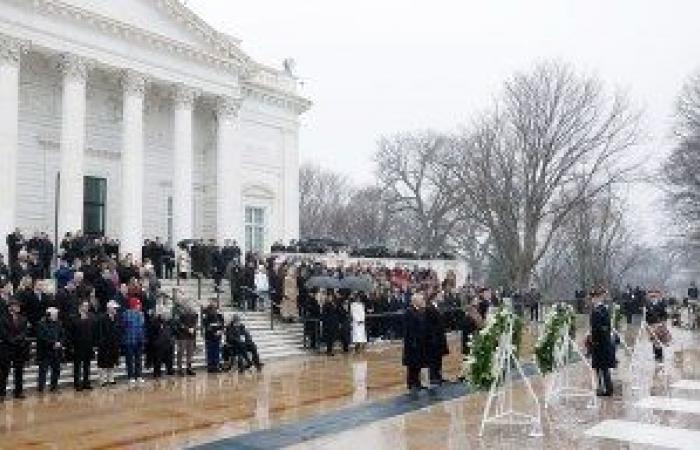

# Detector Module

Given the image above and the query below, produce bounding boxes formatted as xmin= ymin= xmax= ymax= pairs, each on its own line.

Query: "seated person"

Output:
xmin=222 ymin=315 xmax=263 ymax=373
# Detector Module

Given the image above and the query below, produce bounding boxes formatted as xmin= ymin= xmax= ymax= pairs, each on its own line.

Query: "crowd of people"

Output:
xmin=0 ymin=227 xmax=686 ymax=401
xmin=0 ymin=229 xmax=263 ymax=401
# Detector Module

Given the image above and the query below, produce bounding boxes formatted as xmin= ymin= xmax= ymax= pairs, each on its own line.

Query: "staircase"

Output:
xmin=6 ymin=278 xmax=308 ymax=394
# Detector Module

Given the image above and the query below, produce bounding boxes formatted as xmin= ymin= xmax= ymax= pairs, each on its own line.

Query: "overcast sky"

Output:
xmin=187 ymin=0 xmax=700 ymax=240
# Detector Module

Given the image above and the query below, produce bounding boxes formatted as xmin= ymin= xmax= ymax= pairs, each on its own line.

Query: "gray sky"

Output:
xmin=187 ymin=0 xmax=700 ymax=240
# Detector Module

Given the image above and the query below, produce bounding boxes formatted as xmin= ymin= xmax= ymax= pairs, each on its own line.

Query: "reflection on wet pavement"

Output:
xmin=1 ymin=325 xmax=698 ymax=450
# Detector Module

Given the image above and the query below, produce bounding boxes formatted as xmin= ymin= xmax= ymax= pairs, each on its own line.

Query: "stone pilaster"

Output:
xmin=172 ymin=84 xmax=198 ymax=244
xmin=120 ymin=70 xmax=147 ymax=258
xmin=0 ymin=35 xmax=27 ymax=255
xmin=215 ymin=95 xmax=243 ymax=249
xmin=58 ymin=54 xmax=89 ymax=238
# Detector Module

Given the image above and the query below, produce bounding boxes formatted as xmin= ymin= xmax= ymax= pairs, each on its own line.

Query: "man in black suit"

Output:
xmin=425 ymin=293 xmax=448 ymax=385
xmin=403 ymin=293 xmax=427 ymax=391
xmin=0 ymin=299 xmax=30 ymax=400
xmin=590 ymin=288 xmax=615 ymax=397
xmin=70 ymin=301 xmax=96 ymax=391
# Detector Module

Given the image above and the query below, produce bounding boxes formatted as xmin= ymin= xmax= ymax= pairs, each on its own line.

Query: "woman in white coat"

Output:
xmin=254 ymin=265 xmax=270 ymax=311
xmin=350 ymin=295 xmax=367 ymax=352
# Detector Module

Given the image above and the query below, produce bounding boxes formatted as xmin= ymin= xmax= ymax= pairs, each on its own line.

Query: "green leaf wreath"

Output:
xmin=463 ymin=307 xmax=523 ymax=389
xmin=534 ymin=303 xmax=576 ymax=374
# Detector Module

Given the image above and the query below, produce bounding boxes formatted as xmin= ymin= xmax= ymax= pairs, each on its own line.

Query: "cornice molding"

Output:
xmin=241 ymin=83 xmax=312 ymax=115
xmin=26 ymin=0 xmax=249 ymax=71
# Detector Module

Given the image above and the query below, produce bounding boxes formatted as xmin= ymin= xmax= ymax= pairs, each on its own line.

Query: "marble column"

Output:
xmin=0 ymin=35 xmax=24 ymax=256
xmin=58 ymin=54 xmax=88 ymax=238
xmin=120 ymin=70 xmax=146 ymax=259
xmin=283 ymin=129 xmax=300 ymax=243
xmin=172 ymin=84 xmax=197 ymax=245
xmin=215 ymin=95 xmax=243 ymax=248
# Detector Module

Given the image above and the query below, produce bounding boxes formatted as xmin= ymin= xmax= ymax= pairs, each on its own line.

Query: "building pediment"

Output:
xmin=24 ymin=0 xmax=248 ymax=67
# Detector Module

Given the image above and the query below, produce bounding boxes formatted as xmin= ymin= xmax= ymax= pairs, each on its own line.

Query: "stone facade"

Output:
xmin=0 ymin=0 xmax=310 ymax=258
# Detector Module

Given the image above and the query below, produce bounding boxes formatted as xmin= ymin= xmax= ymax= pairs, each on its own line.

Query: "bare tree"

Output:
xmin=536 ymin=186 xmax=643 ymax=300
xmin=375 ymin=131 xmax=463 ymax=254
xmin=663 ymin=72 xmax=700 ymax=243
xmin=453 ymin=61 xmax=641 ymax=291
xmin=342 ymin=186 xmax=392 ymax=247
xmin=299 ymin=163 xmax=353 ymax=239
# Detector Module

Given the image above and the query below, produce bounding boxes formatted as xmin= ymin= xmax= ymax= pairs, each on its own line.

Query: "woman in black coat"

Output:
xmin=403 ymin=293 xmax=427 ymax=390
xmin=589 ymin=290 xmax=615 ymax=396
xmin=97 ymin=301 xmax=122 ymax=385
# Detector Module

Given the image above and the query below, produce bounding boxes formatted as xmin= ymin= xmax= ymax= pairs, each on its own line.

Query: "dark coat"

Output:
xmin=174 ymin=309 xmax=198 ymax=340
xmin=202 ymin=307 xmax=225 ymax=342
xmin=456 ymin=308 xmax=481 ymax=355
xmin=225 ymin=323 xmax=252 ymax=352
xmin=36 ymin=319 xmax=66 ymax=362
xmin=321 ymin=301 xmax=338 ymax=342
xmin=97 ymin=312 xmax=122 ymax=368
xmin=94 ymin=277 xmax=117 ymax=312
xmin=646 ymin=300 xmax=667 ymax=325
xmin=0 ymin=311 xmax=30 ymax=364
xmin=425 ymin=302 xmax=449 ymax=360
xmin=590 ymin=304 xmax=615 ymax=369
xmin=70 ymin=314 xmax=96 ymax=360
xmin=151 ymin=317 xmax=175 ymax=359
xmin=402 ymin=306 xmax=427 ymax=368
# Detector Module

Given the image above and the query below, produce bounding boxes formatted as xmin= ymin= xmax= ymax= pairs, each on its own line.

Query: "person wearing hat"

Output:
xmin=589 ymin=288 xmax=615 ymax=397
xmin=97 ymin=300 xmax=122 ymax=386
xmin=0 ymin=298 xmax=29 ymax=400
xmin=36 ymin=306 xmax=66 ymax=393
xmin=122 ymin=298 xmax=145 ymax=384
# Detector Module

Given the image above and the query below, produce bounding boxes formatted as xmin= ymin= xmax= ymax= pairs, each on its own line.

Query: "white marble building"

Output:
xmin=0 ymin=0 xmax=310 ymax=259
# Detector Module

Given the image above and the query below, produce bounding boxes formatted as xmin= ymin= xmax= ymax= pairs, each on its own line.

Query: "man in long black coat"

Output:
xmin=590 ymin=289 xmax=615 ymax=397
xmin=97 ymin=301 xmax=122 ymax=385
xmin=0 ymin=299 xmax=29 ymax=399
xmin=322 ymin=297 xmax=339 ymax=355
xmin=403 ymin=293 xmax=427 ymax=390
xmin=37 ymin=307 xmax=65 ymax=392
xmin=71 ymin=301 xmax=96 ymax=391
xmin=425 ymin=295 xmax=449 ymax=385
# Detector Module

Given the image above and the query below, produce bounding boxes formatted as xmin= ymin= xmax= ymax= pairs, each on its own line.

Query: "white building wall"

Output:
xmin=84 ymin=70 xmax=122 ymax=238
xmin=17 ymin=53 xmax=62 ymax=235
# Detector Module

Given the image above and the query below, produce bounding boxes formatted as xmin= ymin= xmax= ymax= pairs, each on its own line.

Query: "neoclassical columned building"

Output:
xmin=0 ymin=0 xmax=310 ymax=260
